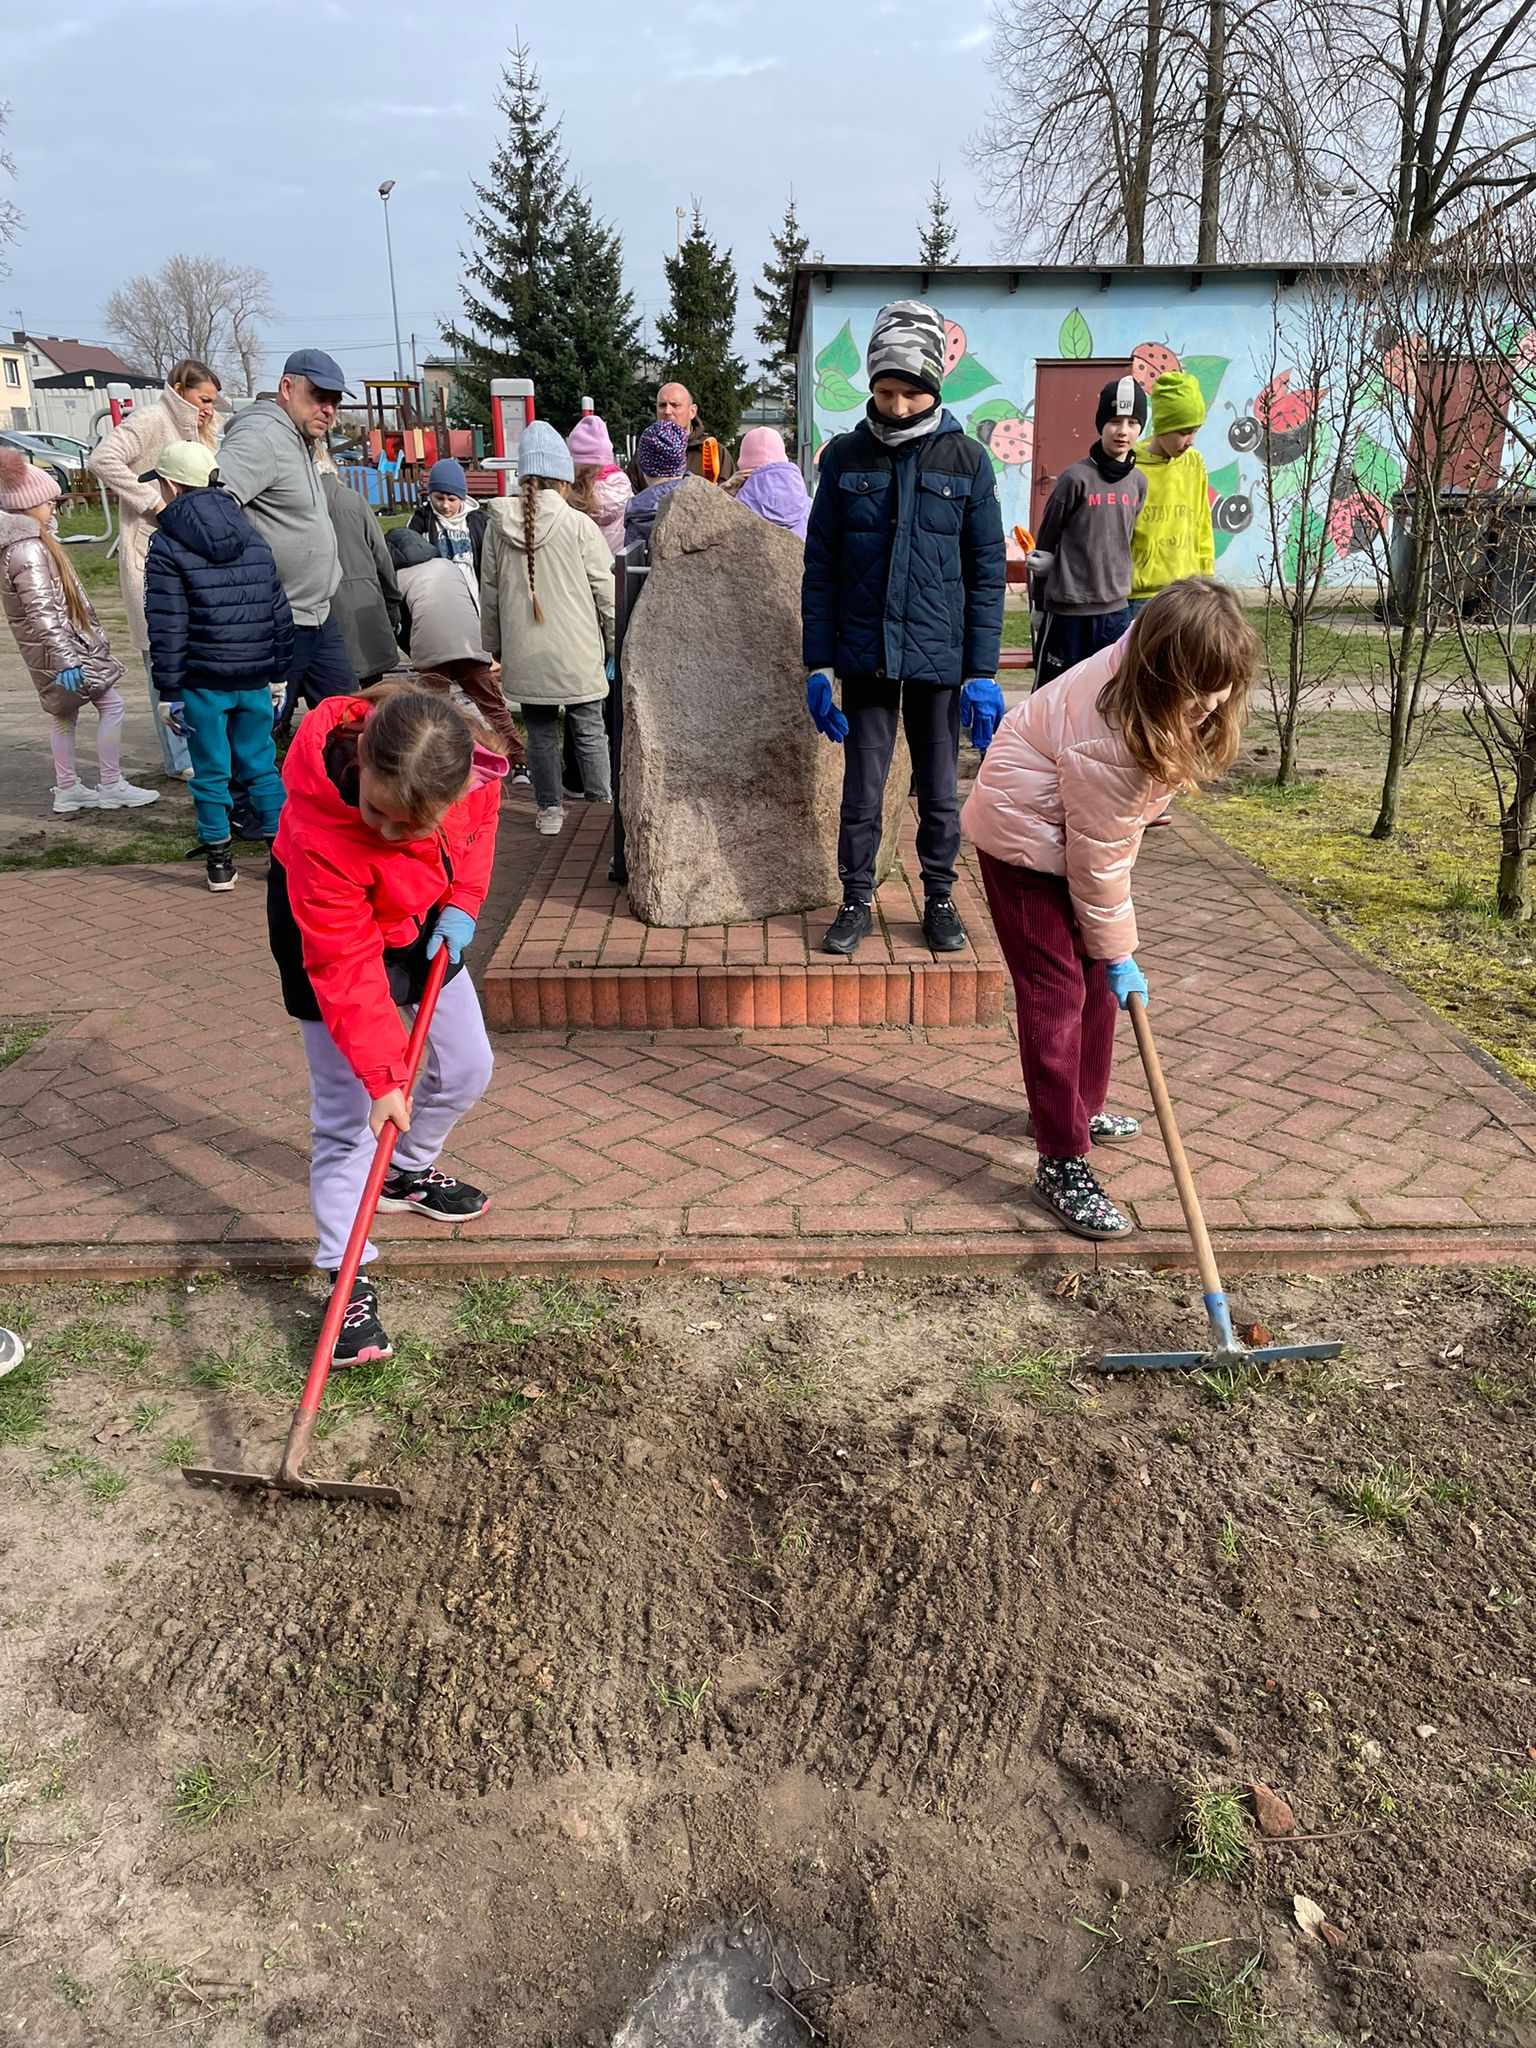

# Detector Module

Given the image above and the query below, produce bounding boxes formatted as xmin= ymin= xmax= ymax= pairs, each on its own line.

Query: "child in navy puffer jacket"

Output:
xmin=145 ymin=440 xmax=292 ymax=892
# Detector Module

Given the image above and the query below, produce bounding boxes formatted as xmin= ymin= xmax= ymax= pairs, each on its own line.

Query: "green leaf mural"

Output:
xmin=1282 ymin=499 xmax=1327 ymax=585
xmin=1352 ymin=430 xmax=1403 ymax=502
xmin=942 ymin=353 xmax=999 ymax=404
xmin=815 ymin=321 xmax=860 ymax=379
xmin=1183 ymin=355 xmax=1229 ymax=410
xmin=817 ymin=369 xmax=865 ymax=413
xmin=1059 ymin=308 xmax=1092 ymax=359
xmin=1358 ymin=369 xmax=1389 ymax=411
xmin=1206 ymin=460 xmax=1241 ymax=498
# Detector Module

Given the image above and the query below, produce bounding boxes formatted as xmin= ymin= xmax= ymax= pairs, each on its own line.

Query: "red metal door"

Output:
xmin=1030 ymin=357 xmax=1134 ymax=534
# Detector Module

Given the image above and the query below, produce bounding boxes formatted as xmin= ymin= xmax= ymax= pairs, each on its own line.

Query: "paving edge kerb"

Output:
xmin=3 ymin=1224 xmax=1535 ymax=1286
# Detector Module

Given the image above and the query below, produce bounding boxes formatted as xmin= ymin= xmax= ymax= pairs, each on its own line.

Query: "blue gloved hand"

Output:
xmin=605 ymin=655 xmax=615 ymax=684
xmin=959 ymin=677 xmax=1006 ymax=753
xmin=426 ymin=907 xmax=476 ymax=963
xmin=54 ymin=666 xmax=84 ymax=693
xmin=805 ymin=670 xmax=848 ymax=744
xmin=1105 ymin=957 xmax=1149 ymax=1011
xmin=160 ymin=699 xmax=188 ymax=739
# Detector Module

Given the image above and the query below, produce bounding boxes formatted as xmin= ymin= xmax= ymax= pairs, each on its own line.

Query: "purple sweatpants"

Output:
xmin=299 ymin=966 xmax=494 ymax=1270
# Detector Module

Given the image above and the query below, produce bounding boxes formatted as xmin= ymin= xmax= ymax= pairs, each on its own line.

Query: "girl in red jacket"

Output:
xmin=269 ymin=685 xmax=506 ymax=1363
xmin=961 ymin=579 xmax=1254 ymax=1242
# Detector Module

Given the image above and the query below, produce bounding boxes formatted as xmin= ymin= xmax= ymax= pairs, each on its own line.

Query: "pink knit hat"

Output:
xmin=736 ymin=426 xmax=788 ymax=477
xmin=567 ymin=414 xmax=615 ymax=469
xmin=0 ymin=447 xmax=61 ymax=512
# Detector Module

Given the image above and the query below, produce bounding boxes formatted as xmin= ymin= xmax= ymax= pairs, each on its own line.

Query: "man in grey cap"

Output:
xmin=218 ymin=349 xmax=356 ymax=709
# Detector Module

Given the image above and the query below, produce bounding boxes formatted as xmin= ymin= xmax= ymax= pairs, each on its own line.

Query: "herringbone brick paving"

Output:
xmin=2 ymin=798 xmax=1533 ymax=1269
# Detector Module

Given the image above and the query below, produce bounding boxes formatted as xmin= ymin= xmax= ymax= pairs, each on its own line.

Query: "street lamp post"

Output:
xmin=378 ymin=179 xmax=405 ymax=383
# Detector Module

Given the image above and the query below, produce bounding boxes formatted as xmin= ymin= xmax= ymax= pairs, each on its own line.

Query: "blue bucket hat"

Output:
xmin=516 ymin=419 xmax=575 ymax=484
xmin=427 ymin=457 xmax=468 ymax=498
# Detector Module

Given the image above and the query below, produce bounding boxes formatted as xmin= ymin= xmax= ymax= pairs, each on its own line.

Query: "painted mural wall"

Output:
xmin=796 ymin=268 xmax=1534 ymax=591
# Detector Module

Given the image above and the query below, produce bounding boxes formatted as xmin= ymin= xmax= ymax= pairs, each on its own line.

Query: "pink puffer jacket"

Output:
xmin=589 ymin=466 xmax=633 ymax=557
xmin=961 ymin=633 xmax=1171 ymax=960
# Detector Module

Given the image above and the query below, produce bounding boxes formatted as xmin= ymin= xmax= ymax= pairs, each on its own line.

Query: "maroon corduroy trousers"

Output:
xmin=977 ymin=849 xmax=1119 ymax=1158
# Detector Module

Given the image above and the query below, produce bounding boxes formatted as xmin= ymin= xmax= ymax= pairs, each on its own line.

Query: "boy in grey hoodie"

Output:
xmin=216 ymin=350 xmax=351 ymax=714
xmin=1029 ymin=374 xmax=1148 ymax=690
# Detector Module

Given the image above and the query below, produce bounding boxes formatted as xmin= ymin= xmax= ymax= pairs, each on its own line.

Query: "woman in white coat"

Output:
xmin=88 ymin=358 xmax=223 ymax=776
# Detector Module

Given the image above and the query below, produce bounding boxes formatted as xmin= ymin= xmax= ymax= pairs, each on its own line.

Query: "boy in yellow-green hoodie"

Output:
xmin=1130 ymin=371 xmax=1215 ymax=607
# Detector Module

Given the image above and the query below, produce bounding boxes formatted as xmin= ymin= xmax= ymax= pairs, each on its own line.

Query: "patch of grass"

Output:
xmin=1217 ymin=1515 xmax=1240 ymax=1564
xmin=1472 ymin=1368 xmax=1522 ymax=1406
xmin=1424 ymin=1472 xmax=1477 ymax=1509
xmin=0 ymin=824 xmax=207 ymax=874
xmin=1196 ymin=1362 xmax=1265 ymax=1408
xmin=1179 ymin=1782 xmax=1253 ymax=1883
xmin=130 ymin=1399 xmax=166 ymax=1433
xmin=974 ymin=1345 xmax=1075 ymax=1412
xmin=454 ymin=1274 xmax=609 ymax=1348
xmin=43 ymin=1450 xmax=128 ymax=1504
xmin=54 ymin=1970 xmax=93 ymax=2011
xmin=170 ymin=1747 xmax=276 ymax=1828
xmin=0 ymin=1352 xmax=53 ymax=1445
xmin=34 ymin=1315 xmax=154 ymax=1377
xmin=1459 ymin=1940 xmax=1536 ymax=2017
xmin=185 ymin=1332 xmax=292 ymax=1394
xmin=0 ymin=1018 xmax=48 ymax=1069
xmin=1196 ymin=714 xmax=1536 ymax=1088
xmin=1170 ymin=1948 xmax=1269 ymax=2045
xmin=1334 ymin=1458 xmax=1419 ymax=1526
xmin=1494 ymin=1769 xmax=1536 ymax=1818
xmin=653 ymin=1676 xmax=711 ymax=1719
xmin=157 ymin=1434 xmax=197 ymax=1470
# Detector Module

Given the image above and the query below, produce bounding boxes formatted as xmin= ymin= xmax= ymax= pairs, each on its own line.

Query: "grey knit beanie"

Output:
xmin=516 ymin=419 xmax=575 ymax=484
xmin=865 ymin=300 xmax=946 ymax=401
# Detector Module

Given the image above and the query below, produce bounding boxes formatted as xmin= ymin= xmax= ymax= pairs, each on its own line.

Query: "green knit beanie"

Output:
xmin=1149 ymin=371 xmax=1206 ymax=437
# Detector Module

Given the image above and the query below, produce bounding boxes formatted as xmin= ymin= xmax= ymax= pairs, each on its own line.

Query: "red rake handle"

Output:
xmin=278 ymin=947 xmax=451 ymax=1484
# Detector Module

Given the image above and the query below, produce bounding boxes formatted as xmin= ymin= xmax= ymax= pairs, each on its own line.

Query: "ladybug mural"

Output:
xmin=1213 ymin=490 xmax=1253 ymax=535
xmin=1228 ymin=371 xmax=1319 ymax=467
xmin=1325 ymin=490 xmax=1387 ymax=557
xmin=943 ymin=320 xmax=967 ymax=381
xmin=1132 ymin=341 xmax=1181 ymax=390
xmin=968 ymin=399 xmax=1033 ymax=473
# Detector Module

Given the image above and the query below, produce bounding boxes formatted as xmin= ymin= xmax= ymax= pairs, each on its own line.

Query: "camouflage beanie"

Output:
xmin=866 ymin=300 xmax=946 ymax=401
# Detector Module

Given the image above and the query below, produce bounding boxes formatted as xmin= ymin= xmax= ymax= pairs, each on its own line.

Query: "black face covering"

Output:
xmin=1087 ymin=439 xmax=1138 ymax=483
xmin=864 ymin=393 xmax=943 ymax=447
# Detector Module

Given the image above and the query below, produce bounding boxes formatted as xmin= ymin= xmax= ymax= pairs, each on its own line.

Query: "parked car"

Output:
xmin=0 ymin=429 xmax=86 ymax=492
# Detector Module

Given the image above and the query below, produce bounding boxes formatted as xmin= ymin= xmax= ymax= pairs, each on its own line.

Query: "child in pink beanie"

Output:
xmin=728 ymin=426 xmax=811 ymax=541
xmin=0 ymin=450 xmax=159 ymax=814
xmin=566 ymin=413 xmax=632 ymax=556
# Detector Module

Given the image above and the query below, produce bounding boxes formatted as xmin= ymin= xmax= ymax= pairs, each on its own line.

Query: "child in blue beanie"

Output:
xmin=409 ymin=457 xmax=487 ymax=590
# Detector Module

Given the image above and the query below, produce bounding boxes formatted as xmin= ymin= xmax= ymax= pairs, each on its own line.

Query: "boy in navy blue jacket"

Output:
xmin=144 ymin=440 xmax=292 ymax=892
xmin=802 ymin=300 xmax=1006 ymax=958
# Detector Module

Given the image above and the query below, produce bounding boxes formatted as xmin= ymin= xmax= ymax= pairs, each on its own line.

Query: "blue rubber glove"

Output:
xmin=605 ymin=655 xmax=615 ymax=684
xmin=54 ymin=667 xmax=84 ymax=694
xmin=160 ymin=699 xmax=188 ymax=739
xmin=959 ymin=677 xmax=1005 ymax=754
xmin=1105 ymin=957 xmax=1149 ymax=1011
xmin=805 ymin=670 xmax=848 ymax=744
xmin=426 ymin=907 xmax=476 ymax=963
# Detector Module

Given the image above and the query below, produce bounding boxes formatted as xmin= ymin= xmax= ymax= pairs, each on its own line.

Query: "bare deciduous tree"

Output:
xmin=1327 ymin=0 xmax=1536 ymax=249
xmin=972 ymin=0 xmax=1330 ymax=262
xmin=105 ymin=253 xmax=273 ymax=391
xmin=0 ymin=103 xmax=20 ymax=276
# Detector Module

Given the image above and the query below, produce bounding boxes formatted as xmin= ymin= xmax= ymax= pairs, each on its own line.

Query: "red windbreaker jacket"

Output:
xmin=273 ymin=695 xmax=505 ymax=1095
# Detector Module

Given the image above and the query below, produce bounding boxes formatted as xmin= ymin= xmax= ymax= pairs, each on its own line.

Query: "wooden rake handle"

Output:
xmin=1125 ymin=993 xmax=1233 ymax=1339
xmin=277 ymin=945 xmax=451 ymax=1487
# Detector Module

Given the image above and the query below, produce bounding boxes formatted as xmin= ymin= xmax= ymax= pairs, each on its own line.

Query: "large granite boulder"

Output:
xmin=620 ymin=478 xmax=908 ymax=928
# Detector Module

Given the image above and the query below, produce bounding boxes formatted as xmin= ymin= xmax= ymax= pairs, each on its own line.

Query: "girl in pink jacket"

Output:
xmin=961 ymin=578 xmax=1255 ymax=1239
xmin=566 ymin=414 xmax=633 ymax=557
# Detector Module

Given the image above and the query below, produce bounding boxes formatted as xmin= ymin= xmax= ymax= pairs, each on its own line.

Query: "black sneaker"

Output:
xmin=1031 ymin=1156 xmax=1135 ymax=1241
xmin=328 ymin=1273 xmax=392 ymax=1367
xmin=924 ymin=896 xmax=967 ymax=952
xmin=822 ymin=901 xmax=872 ymax=958
xmin=1025 ymin=1111 xmax=1141 ymax=1147
xmin=608 ymin=854 xmax=628 ymax=885
xmin=204 ymin=842 xmax=237 ymax=893
xmin=377 ymin=1166 xmax=490 ymax=1224
xmin=509 ymin=765 xmax=532 ymax=789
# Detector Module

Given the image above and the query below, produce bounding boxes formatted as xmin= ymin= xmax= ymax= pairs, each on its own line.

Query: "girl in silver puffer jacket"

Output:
xmin=0 ymin=450 xmax=158 ymax=816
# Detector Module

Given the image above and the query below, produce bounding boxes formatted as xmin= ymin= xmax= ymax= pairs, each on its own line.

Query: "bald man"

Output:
xmin=631 ymin=382 xmax=736 ymax=486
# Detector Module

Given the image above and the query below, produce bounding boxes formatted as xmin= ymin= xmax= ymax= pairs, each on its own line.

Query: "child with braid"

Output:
xmin=480 ymin=421 xmax=614 ymax=837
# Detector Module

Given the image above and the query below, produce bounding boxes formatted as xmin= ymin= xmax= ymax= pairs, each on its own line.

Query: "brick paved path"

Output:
xmin=1 ymin=797 xmax=1534 ymax=1275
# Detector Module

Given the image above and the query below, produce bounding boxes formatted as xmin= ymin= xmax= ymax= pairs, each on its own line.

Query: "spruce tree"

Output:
xmin=551 ymin=188 xmax=648 ymax=437
xmin=752 ymin=192 xmax=809 ymax=431
xmin=656 ymin=205 xmax=753 ymax=447
xmin=918 ymin=172 xmax=960 ymax=265
xmin=446 ymin=42 xmax=572 ymax=429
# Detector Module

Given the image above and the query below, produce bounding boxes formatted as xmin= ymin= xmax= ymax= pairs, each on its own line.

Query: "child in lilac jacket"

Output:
xmin=729 ymin=427 xmax=811 ymax=541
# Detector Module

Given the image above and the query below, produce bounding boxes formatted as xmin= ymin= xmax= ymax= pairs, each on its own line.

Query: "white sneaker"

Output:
xmin=0 ymin=1328 xmax=24 ymax=1378
xmin=52 ymin=783 xmax=102 ymax=814
xmin=94 ymin=777 xmax=161 ymax=810
xmin=179 ymin=766 xmax=196 ymax=782
xmin=535 ymin=807 xmax=564 ymax=836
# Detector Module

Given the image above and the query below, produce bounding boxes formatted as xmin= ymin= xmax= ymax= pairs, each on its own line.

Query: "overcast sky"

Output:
xmin=5 ymin=0 xmax=998 ymax=396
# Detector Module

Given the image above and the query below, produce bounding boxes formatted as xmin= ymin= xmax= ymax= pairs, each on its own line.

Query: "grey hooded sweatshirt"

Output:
xmin=216 ymin=400 xmax=340 ymax=627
